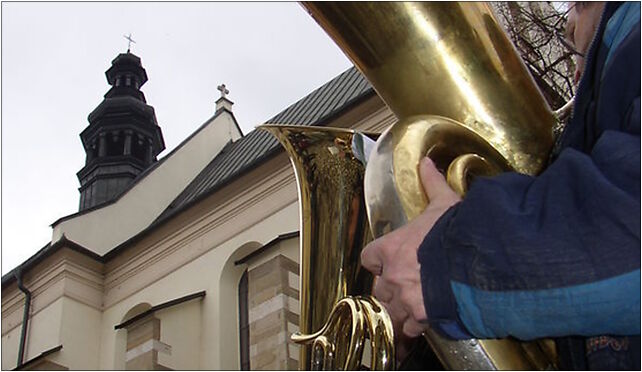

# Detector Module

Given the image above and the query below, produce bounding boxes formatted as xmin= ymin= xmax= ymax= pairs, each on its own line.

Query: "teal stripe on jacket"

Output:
xmin=450 ymin=270 xmax=641 ymax=340
xmin=603 ymin=2 xmax=641 ymax=72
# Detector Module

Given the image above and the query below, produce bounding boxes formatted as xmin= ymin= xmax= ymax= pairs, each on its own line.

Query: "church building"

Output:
xmin=1 ymin=50 xmax=395 ymax=370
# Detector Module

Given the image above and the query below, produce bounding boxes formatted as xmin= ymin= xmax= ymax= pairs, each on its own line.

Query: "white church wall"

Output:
xmin=51 ymin=110 xmax=242 ymax=256
xmin=112 ymin=328 xmax=127 ymax=370
xmin=155 ymin=299 xmax=202 ymax=370
xmin=1 ymin=246 xmax=104 ymax=370
xmin=100 ymin=157 xmax=297 ymax=308
xmin=197 ymin=201 xmax=299 ymax=370
xmin=216 ymin=241 xmax=262 ymax=370
xmin=1 ymin=321 xmax=21 ymax=370
xmin=1 ymin=285 xmax=25 ymax=341
xmin=52 ymin=297 xmax=102 ymax=370
xmin=23 ymin=297 xmax=64 ymax=367
xmin=96 ymin=201 xmax=299 ymax=369
xmin=246 ymin=235 xmax=299 ymax=272
xmin=101 ymin=303 xmax=152 ymax=370
xmin=1 ymin=296 xmax=102 ymax=370
xmin=97 ymin=285 xmax=207 ymax=369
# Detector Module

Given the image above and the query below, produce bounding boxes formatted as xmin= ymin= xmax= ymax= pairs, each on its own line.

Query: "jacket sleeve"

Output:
xmin=418 ymin=126 xmax=640 ymax=341
xmin=417 ymin=4 xmax=641 ymax=342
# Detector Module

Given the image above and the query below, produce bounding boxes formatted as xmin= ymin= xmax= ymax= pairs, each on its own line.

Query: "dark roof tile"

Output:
xmin=3 ymin=67 xmax=377 ymax=278
xmin=155 ymin=66 xmax=373 ymax=223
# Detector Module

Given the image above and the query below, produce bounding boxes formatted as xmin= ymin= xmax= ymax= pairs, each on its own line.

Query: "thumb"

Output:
xmin=419 ymin=157 xmax=451 ymax=201
xmin=361 ymin=239 xmax=384 ymax=276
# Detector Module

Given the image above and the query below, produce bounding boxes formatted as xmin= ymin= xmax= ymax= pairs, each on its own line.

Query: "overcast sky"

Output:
xmin=1 ymin=2 xmax=353 ymax=274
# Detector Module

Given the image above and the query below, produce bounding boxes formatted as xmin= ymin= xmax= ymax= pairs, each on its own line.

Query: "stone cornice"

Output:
xmin=2 ymin=246 xmax=104 ymax=335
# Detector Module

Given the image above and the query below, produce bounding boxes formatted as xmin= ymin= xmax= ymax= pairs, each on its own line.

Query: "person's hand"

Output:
xmin=361 ymin=156 xmax=461 ymax=338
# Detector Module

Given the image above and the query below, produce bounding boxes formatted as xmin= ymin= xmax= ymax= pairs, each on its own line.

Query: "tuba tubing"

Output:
xmin=301 ymin=2 xmax=558 ymax=370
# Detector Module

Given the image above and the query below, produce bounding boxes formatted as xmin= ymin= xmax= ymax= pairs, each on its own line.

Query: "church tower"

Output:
xmin=77 ymin=51 xmax=165 ymax=211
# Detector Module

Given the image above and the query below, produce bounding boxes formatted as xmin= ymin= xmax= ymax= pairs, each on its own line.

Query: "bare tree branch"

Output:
xmin=491 ymin=1 xmax=575 ymax=108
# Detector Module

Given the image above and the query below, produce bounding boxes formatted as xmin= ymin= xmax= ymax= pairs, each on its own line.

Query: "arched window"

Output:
xmin=106 ymin=132 xmax=125 ymax=157
xmin=131 ymin=135 xmax=147 ymax=163
xmin=219 ymin=241 xmax=261 ymax=369
xmin=238 ymin=270 xmax=250 ymax=370
xmin=114 ymin=303 xmax=152 ymax=370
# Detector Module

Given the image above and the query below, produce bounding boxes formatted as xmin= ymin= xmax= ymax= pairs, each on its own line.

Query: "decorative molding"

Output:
xmin=1 ymin=293 xmax=26 ymax=336
xmin=2 ymin=247 xmax=104 ymax=335
xmin=102 ymin=159 xmax=297 ymax=307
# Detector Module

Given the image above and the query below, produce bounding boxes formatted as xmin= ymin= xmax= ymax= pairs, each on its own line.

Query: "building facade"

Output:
xmin=1 ymin=51 xmax=396 ymax=370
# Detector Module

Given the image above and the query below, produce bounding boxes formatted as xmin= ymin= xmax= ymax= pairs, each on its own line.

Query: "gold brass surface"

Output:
xmin=301 ymin=1 xmax=558 ymax=370
xmin=302 ymin=1 xmax=554 ymax=176
xmin=366 ymin=115 xmax=512 ymax=229
xmin=260 ymin=125 xmax=394 ymax=370
xmin=291 ymin=296 xmax=395 ymax=370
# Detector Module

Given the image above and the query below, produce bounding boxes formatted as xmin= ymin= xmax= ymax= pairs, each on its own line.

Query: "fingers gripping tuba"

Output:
xmin=264 ymin=2 xmax=560 ymax=370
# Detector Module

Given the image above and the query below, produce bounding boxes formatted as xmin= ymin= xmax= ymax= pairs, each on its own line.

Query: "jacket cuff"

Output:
xmin=417 ymin=204 xmax=472 ymax=340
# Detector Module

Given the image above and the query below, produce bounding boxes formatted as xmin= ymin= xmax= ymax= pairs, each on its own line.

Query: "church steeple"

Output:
xmin=77 ymin=51 xmax=165 ymax=211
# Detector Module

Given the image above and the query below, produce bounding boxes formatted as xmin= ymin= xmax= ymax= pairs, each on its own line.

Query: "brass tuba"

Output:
xmin=264 ymin=1 xmax=562 ymax=370
xmin=261 ymin=125 xmax=396 ymax=370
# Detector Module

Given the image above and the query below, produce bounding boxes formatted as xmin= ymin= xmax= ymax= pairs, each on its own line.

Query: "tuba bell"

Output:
xmin=264 ymin=1 xmax=562 ymax=370
xmin=260 ymin=125 xmax=395 ymax=370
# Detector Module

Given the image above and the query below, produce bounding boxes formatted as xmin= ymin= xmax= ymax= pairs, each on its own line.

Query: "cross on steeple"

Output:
xmin=217 ymin=84 xmax=230 ymax=99
xmin=124 ymin=33 xmax=136 ymax=53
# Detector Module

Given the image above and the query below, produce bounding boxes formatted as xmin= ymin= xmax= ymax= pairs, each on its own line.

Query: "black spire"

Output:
xmin=77 ymin=52 xmax=165 ymax=211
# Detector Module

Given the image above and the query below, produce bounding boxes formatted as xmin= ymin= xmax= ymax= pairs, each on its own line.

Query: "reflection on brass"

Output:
xmin=291 ymin=296 xmax=394 ymax=370
xmin=301 ymin=2 xmax=559 ymax=370
xmin=260 ymin=125 xmax=394 ymax=370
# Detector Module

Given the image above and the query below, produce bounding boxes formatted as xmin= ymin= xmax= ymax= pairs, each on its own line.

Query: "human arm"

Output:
xmin=417 ymin=8 xmax=642 ymax=340
xmin=361 ymin=4 xmax=641 ymax=341
xmin=420 ymin=128 xmax=641 ymax=340
xmin=362 ymin=127 xmax=640 ymax=341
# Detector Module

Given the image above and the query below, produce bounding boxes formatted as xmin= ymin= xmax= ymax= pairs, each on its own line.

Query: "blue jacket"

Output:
xmin=417 ymin=0 xmax=640 ymax=362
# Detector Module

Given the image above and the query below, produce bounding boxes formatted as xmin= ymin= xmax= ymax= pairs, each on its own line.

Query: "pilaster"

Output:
xmin=124 ymin=316 xmax=171 ymax=370
xmin=247 ymin=255 xmax=299 ymax=370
